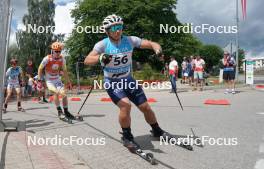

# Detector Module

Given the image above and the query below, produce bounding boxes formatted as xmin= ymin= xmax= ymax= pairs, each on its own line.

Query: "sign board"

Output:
xmin=246 ymin=60 xmax=254 ymax=85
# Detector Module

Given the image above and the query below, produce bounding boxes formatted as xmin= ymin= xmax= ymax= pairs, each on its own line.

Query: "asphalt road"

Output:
xmin=1 ymin=87 xmax=264 ymax=169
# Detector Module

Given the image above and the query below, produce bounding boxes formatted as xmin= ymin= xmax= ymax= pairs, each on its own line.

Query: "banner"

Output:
xmin=241 ymin=0 xmax=247 ymax=20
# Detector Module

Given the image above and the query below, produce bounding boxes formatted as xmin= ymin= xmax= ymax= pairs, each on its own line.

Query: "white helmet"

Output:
xmin=102 ymin=14 xmax=123 ymax=29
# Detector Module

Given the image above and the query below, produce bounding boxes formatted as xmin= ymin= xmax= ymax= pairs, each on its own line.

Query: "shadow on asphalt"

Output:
xmin=84 ymin=122 xmax=177 ymax=169
xmin=134 ymin=134 xmax=165 ymax=153
xmin=135 ymin=133 xmax=203 ymax=152
xmin=25 ymin=107 xmax=49 ymax=111
xmin=81 ymin=114 xmax=105 ymax=118
xmin=26 ymin=119 xmax=54 ymax=129
xmin=0 ymin=132 xmax=10 ymax=169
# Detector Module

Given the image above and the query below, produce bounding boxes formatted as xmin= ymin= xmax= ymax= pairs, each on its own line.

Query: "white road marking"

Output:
xmin=255 ymin=159 xmax=264 ymax=169
xmin=259 ymin=143 xmax=264 ymax=153
xmin=256 ymin=112 xmax=264 ymax=115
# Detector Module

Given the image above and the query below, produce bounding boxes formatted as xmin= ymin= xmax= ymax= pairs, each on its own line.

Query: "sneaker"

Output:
xmin=231 ymin=89 xmax=236 ymax=94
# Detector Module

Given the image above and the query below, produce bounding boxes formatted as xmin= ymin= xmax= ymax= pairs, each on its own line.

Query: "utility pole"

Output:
xmin=236 ymin=0 xmax=239 ymax=81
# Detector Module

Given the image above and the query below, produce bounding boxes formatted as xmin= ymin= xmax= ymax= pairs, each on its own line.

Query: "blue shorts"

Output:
xmin=104 ymin=76 xmax=147 ymax=106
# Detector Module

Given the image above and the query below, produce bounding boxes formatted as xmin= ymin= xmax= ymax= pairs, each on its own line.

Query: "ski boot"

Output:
xmin=65 ymin=110 xmax=83 ymax=121
xmin=64 ymin=110 xmax=76 ymax=120
xmin=3 ymin=104 xmax=7 ymax=113
xmin=2 ymin=108 xmax=6 ymax=113
xmin=121 ymin=132 xmax=140 ymax=152
xmin=18 ymin=106 xmax=25 ymax=112
xmin=121 ymin=131 xmax=157 ymax=165
xmin=58 ymin=110 xmax=72 ymax=124
xmin=43 ymin=98 xmax=48 ymax=103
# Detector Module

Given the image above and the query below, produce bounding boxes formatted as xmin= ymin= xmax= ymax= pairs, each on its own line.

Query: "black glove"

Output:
xmin=99 ymin=53 xmax=112 ymax=66
xmin=155 ymin=49 xmax=163 ymax=58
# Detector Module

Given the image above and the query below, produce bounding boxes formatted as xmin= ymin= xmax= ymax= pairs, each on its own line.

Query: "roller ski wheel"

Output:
xmin=18 ymin=107 xmax=25 ymax=112
xmin=135 ymin=149 xmax=157 ymax=165
xmin=120 ymin=132 xmax=157 ymax=165
xmin=74 ymin=115 xmax=84 ymax=121
xmin=60 ymin=117 xmax=73 ymax=124
xmin=150 ymin=130 xmax=193 ymax=151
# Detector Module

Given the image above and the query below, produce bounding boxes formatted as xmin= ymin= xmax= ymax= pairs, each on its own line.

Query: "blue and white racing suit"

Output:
xmin=6 ymin=67 xmax=22 ymax=89
xmin=93 ymin=36 xmax=147 ymax=106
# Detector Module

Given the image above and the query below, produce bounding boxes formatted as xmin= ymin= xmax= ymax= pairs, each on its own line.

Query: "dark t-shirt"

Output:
xmin=26 ymin=65 xmax=34 ymax=75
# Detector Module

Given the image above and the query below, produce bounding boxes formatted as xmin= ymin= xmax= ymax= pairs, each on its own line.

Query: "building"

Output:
xmin=243 ymin=56 xmax=264 ymax=71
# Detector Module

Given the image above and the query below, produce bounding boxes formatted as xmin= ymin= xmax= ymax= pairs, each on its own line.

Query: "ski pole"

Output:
xmin=169 ymin=78 xmax=184 ymax=111
xmin=151 ymin=52 xmax=184 ymax=110
xmin=76 ymin=66 xmax=102 ymax=115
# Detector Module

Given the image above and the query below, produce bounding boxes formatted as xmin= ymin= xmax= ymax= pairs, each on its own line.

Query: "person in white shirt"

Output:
xmin=193 ymin=56 xmax=205 ymax=91
xmin=181 ymin=57 xmax=187 ymax=84
xmin=169 ymin=56 xmax=178 ymax=93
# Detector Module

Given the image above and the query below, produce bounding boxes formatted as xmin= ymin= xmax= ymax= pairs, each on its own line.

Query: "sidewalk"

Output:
xmin=0 ymin=92 xmax=160 ymax=169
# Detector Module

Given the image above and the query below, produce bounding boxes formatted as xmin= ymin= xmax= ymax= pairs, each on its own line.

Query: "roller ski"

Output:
xmin=120 ymin=132 xmax=157 ymax=165
xmin=17 ymin=106 xmax=25 ymax=112
xmin=58 ymin=110 xmax=72 ymax=124
xmin=150 ymin=130 xmax=193 ymax=151
xmin=191 ymin=128 xmax=204 ymax=147
xmin=64 ymin=110 xmax=83 ymax=122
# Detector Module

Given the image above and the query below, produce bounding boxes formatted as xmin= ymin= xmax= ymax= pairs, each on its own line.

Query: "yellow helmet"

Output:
xmin=51 ymin=42 xmax=63 ymax=51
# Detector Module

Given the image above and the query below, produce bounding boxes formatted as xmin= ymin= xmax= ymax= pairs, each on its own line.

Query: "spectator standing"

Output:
xmin=222 ymin=51 xmax=236 ymax=94
xmin=193 ymin=55 xmax=205 ymax=91
xmin=169 ymin=56 xmax=178 ymax=93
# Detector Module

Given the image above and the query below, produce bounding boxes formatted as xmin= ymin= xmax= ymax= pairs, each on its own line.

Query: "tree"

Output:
xmin=199 ymin=44 xmax=223 ymax=72
xmin=238 ymin=48 xmax=245 ymax=72
xmin=16 ymin=0 xmax=55 ymax=71
xmin=7 ymin=44 xmax=27 ymax=68
xmin=66 ymin=0 xmax=202 ymax=72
